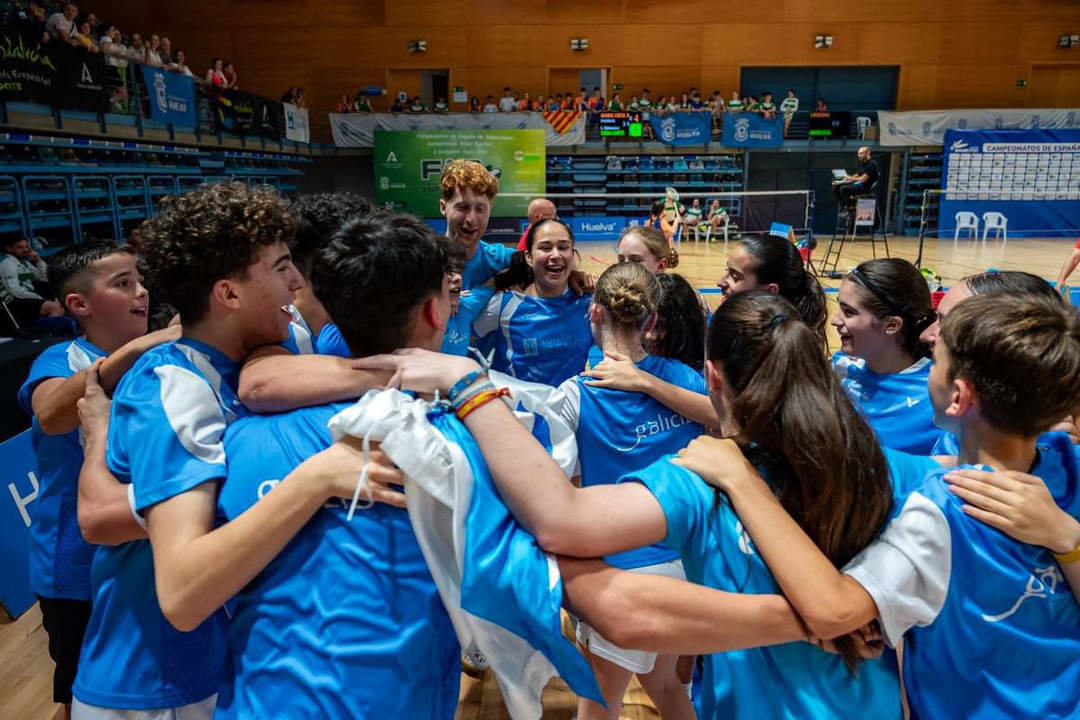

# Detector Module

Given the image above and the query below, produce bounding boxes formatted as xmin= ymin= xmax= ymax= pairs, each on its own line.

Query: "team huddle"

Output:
xmin=19 ymin=159 xmax=1080 ymax=720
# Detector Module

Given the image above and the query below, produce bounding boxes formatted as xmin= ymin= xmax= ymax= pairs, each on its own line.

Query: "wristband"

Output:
xmin=448 ymin=368 xmax=487 ymax=403
xmin=456 ymin=387 xmax=510 ymax=421
xmin=1054 ymin=542 xmax=1080 ymax=564
xmin=451 ymin=380 xmax=495 ymax=412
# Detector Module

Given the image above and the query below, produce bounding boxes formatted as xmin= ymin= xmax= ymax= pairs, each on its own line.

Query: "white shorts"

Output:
xmin=72 ymin=695 xmax=216 ymax=720
xmin=575 ymin=558 xmax=686 ymax=674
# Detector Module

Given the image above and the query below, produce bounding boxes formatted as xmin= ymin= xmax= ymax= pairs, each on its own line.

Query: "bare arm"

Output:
xmin=31 ymin=326 xmax=180 ymax=435
xmin=582 ymin=351 xmax=720 ymax=427
xmin=1055 ymin=249 xmax=1080 ymax=290
xmin=559 ymin=557 xmax=809 ymax=654
xmin=673 ymin=437 xmax=879 ymax=639
xmin=145 ymin=438 xmax=404 ymax=631
xmin=237 ymin=344 xmax=391 ymax=413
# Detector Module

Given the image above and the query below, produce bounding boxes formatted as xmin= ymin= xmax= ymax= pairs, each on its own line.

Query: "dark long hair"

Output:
xmin=846 ymin=258 xmax=933 ymax=359
xmin=650 ymin=273 xmax=706 ymax=371
xmin=707 ymin=291 xmax=892 ymax=670
xmin=738 ymin=235 xmax=827 ymax=350
xmin=493 ymin=218 xmax=575 ymax=290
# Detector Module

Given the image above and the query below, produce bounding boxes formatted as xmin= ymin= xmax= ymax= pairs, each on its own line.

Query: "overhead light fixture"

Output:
xmin=1060 ymin=34 xmax=1079 ymax=48
xmin=408 ymin=39 xmax=427 ymax=53
xmin=814 ymin=34 xmax=834 ymax=49
xmin=570 ymin=37 xmax=589 ymax=51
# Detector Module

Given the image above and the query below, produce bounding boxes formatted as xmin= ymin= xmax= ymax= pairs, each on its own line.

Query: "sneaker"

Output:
xmin=461 ymin=644 xmax=489 ymax=677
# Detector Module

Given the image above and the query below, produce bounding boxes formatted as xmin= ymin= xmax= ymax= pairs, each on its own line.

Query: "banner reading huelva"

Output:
xmin=649 ymin=111 xmax=712 ymax=146
xmin=139 ymin=64 xmax=196 ymax=127
xmin=722 ymin=112 xmax=783 ymax=148
xmin=374 ymin=130 xmax=545 ymax=217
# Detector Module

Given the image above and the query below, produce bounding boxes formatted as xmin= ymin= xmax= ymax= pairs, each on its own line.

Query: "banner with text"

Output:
xmin=938 ymin=128 xmax=1080 ymax=238
xmin=649 ymin=111 xmax=713 ymax=146
xmin=0 ymin=26 xmax=60 ymax=105
xmin=374 ymin=130 xmax=545 ymax=217
xmin=879 ymin=109 xmax=1080 ymax=147
xmin=139 ymin=63 xmax=196 ymax=127
xmin=62 ymin=45 xmax=107 ymax=112
xmin=721 ymin=112 xmax=784 ymax=148
xmin=331 ymin=112 xmax=583 ymax=148
xmin=0 ymin=430 xmax=37 ymax=618
xmin=284 ymin=102 xmax=310 ymax=143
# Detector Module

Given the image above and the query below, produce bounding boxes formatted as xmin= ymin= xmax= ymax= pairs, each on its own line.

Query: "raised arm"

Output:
xmin=237 ymin=344 xmax=391 ymax=413
xmin=583 ymin=351 xmax=720 ymax=427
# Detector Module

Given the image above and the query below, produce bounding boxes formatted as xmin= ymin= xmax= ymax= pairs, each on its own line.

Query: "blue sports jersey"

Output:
xmin=474 ymin=289 xmax=592 ymax=386
xmin=833 ymin=353 xmax=938 ymax=455
xmin=462 ymin=240 xmax=514 ymax=290
xmin=621 ymin=457 xmax=912 ymax=720
xmin=570 ymin=349 xmax=706 ymax=569
xmin=214 ymin=403 xmax=460 ymax=719
xmin=315 ymin=322 xmax=350 ymax=357
xmin=280 ymin=304 xmax=314 ymax=355
xmin=880 ymin=447 xmax=939 ymax=508
xmin=73 ymin=338 xmax=236 ymax=710
xmin=17 ymin=337 xmax=104 ymax=600
xmin=899 ymin=434 xmax=1080 ymax=720
xmin=442 ymin=285 xmax=495 ymax=356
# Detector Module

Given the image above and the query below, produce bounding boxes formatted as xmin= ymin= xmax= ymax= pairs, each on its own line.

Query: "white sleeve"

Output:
xmin=488 ymin=371 xmax=580 ymax=479
xmin=0 ymin=257 xmax=41 ymax=300
xmin=471 ymin=291 xmax=502 ymax=339
xmin=32 ymin=257 xmax=48 ymax=282
xmin=842 ymin=491 xmax=951 ymax=647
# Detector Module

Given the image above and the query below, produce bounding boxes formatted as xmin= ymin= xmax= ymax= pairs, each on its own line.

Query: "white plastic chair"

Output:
xmin=982 ymin=212 xmax=1007 ymax=244
xmin=856 ymin=116 xmax=872 ymax=139
xmin=704 ymin=213 xmax=730 ymax=247
xmin=954 ymin=211 xmax=979 ymax=242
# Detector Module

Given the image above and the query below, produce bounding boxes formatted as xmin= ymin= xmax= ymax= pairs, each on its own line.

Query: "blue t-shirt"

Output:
xmin=474 ymin=289 xmax=592 ymax=386
xmin=281 ymin=304 xmax=315 ymax=355
xmin=621 ymin=458 xmax=903 ymax=719
xmin=73 ymin=338 xmax=236 ymax=710
xmin=833 ymin=353 xmax=938 ymax=456
xmin=315 ymin=322 xmax=351 ymax=357
xmin=17 ymin=337 xmax=104 ymax=600
xmin=568 ymin=349 xmax=707 ymax=569
xmin=462 ymin=241 xmax=514 ymax=291
xmin=214 ymin=403 xmax=460 ymax=719
xmin=442 ymin=285 xmax=495 ymax=356
xmin=898 ymin=434 xmax=1080 ymax=720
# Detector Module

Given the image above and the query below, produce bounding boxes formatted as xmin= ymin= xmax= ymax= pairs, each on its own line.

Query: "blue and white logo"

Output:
xmin=660 ymin=118 xmax=676 ymax=143
xmin=734 ymin=117 xmax=750 ymax=143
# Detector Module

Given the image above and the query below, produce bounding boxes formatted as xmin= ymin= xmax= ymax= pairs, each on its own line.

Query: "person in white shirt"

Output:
xmin=169 ymin=50 xmax=194 ymax=77
xmin=46 ymin=3 xmax=78 ymax=45
xmin=780 ymin=89 xmax=799 ymax=137
xmin=1 ymin=237 xmax=63 ymax=326
xmin=498 ymin=87 xmax=517 ymax=113
xmin=144 ymin=33 xmax=164 ymax=67
xmin=100 ymin=26 xmax=128 ymax=68
xmin=483 ymin=95 xmax=499 ymax=113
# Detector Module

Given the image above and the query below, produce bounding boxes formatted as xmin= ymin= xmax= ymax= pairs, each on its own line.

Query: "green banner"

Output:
xmin=374 ymin=130 xmax=546 ymax=217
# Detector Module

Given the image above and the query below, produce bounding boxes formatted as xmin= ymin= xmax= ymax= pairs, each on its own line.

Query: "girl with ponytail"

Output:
xmin=831 ymin=257 xmax=938 ymax=454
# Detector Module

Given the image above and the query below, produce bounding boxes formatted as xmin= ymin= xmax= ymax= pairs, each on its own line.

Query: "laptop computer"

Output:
xmin=831 ymin=169 xmax=848 ymax=181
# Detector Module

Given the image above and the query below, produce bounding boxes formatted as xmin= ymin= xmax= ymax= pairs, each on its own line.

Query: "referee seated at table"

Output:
xmin=833 ymin=146 xmax=879 ymax=208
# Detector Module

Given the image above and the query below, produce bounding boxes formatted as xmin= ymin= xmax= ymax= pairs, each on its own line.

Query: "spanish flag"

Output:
xmin=543 ymin=110 xmax=581 ymax=134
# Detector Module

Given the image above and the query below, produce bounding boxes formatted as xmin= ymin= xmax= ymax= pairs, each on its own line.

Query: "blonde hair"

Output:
xmin=619 ymin=225 xmax=679 ymax=268
xmin=440 ymin=159 xmax=499 ymax=200
xmin=594 ymin=261 xmax=661 ymax=327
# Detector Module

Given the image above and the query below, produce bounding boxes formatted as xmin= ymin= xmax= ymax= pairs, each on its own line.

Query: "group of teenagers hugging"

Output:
xmin=19 ymin=157 xmax=1080 ymax=720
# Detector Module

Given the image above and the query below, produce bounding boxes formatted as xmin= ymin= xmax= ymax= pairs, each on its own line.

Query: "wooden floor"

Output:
xmin=2 ymin=233 xmax=1071 ymax=720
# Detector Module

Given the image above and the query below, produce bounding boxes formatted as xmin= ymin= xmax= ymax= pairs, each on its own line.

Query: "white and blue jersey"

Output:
xmin=462 ymin=240 xmax=514 ymax=290
xmin=73 ymin=337 xmax=237 ymax=710
xmin=474 ymin=289 xmax=592 ymax=386
xmin=845 ymin=432 xmax=1080 ymax=720
xmin=280 ymin=304 xmax=315 ymax=355
xmin=442 ymin=285 xmax=495 ymax=356
xmin=214 ymin=402 xmax=460 ymax=719
xmin=315 ymin=322 xmax=350 ymax=357
xmin=563 ymin=348 xmax=706 ymax=569
xmin=833 ymin=353 xmax=938 ymax=456
xmin=619 ymin=453 xmax=930 ymax=719
xmin=17 ymin=337 xmax=104 ymax=600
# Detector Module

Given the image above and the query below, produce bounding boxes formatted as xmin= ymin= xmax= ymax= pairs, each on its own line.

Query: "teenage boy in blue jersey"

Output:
xmin=214 ymin=211 xmax=458 ymax=718
xmin=17 ymin=241 xmax=176 ymax=720
xmin=71 ymin=183 xmax=384 ymax=720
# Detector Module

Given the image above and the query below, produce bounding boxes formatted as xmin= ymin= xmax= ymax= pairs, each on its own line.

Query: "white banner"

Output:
xmin=878 ymin=108 xmax=1080 ymax=147
xmin=284 ymin=103 xmax=310 ymax=143
xmin=329 ymin=112 xmax=584 ymax=148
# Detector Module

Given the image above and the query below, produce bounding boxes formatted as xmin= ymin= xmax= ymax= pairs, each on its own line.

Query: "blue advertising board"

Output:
xmin=0 ymin=430 xmax=38 ymax=617
xmin=139 ymin=64 xmax=197 ymax=128
xmin=722 ymin=112 xmax=784 ymax=148
xmin=649 ymin=112 xmax=713 ymax=146
xmin=939 ymin=128 xmax=1080 ymax=238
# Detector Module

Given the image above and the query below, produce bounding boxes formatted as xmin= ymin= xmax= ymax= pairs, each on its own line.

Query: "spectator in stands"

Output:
xmin=833 ymin=146 xmax=880 ymax=208
xmin=22 ymin=2 xmax=50 ymax=43
xmin=815 ymin=97 xmax=828 ymax=111
xmin=159 ymin=36 xmax=173 ymax=66
xmin=679 ymin=92 xmax=691 ymax=110
xmin=408 ymin=95 xmax=427 ymax=113
xmin=727 ymin=91 xmax=743 ymax=112
xmin=533 ymin=95 xmax=545 ymax=111
xmin=588 ymin=86 xmax=604 ymax=112
xmin=84 ymin=12 xmax=101 ymax=36
xmin=638 ymin=89 xmax=652 ymax=110
xmin=389 ymin=95 xmax=404 ymax=112
xmin=144 ymin=33 xmax=164 ymax=67
xmin=353 ymin=93 xmax=373 ymax=112
xmin=208 ymin=58 xmax=227 ymax=93
xmin=546 ymin=96 xmax=560 ymax=112
xmin=0 ymin=236 xmax=63 ymax=325
xmin=483 ymin=95 xmax=498 ymax=113
xmin=433 ymin=97 xmax=449 ymax=113
xmin=294 ymin=87 xmax=307 ymax=108
xmin=745 ymin=94 xmax=761 ymax=113
xmin=223 ymin=61 xmax=238 ymax=90
xmin=781 ymin=89 xmax=799 ymax=137
xmin=280 ymin=85 xmax=297 ymax=103
xmin=468 ymin=96 xmax=481 ymax=112
xmin=169 ymin=50 xmax=193 ymax=77
xmin=126 ymin=33 xmax=145 ymax=64
xmin=684 ymin=198 xmax=703 ymax=231
xmin=561 ymin=92 xmax=573 ymax=110
xmin=499 ymin=87 xmax=516 ymax=112
xmin=100 ymin=26 xmax=127 ymax=68
xmin=608 ymin=93 xmax=623 ymax=111
xmin=760 ymin=91 xmax=777 ymax=119
xmin=46 ymin=3 xmax=79 ymax=46
xmin=690 ymin=90 xmax=705 ymax=110
xmin=336 ymin=94 xmax=351 ymax=113
xmin=515 ymin=198 xmax=558 ymax=251
xmin=517 ymin=92 xmax=531 ymax=111
xmin=664 ymin=96 xmax=679 ymax=112
xmin=573 ymin=87 xmax=587 ymax=112
xmin=707 ymin=199 xmax=728 ymax=238
xmin=628 ymin=94 xmax=640 ymax=110
xmin=74 ymin=21 xmax=99 ymax=52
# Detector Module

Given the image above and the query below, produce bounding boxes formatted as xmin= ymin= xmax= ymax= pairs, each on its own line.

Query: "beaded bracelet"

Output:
xmin=448 ymin=368 xmax=487 ymax=404
xmin=456 ymin=387 xmax=510 ymax=421
xmin=451 ymin=380 xmax=496 ymax=413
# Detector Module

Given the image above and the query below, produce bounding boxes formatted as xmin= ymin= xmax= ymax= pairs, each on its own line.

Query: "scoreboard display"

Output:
xmin=599 ymin=111 xmax=644 ymax=138
xmin=809 ymin=111 xmax=852 ymax=138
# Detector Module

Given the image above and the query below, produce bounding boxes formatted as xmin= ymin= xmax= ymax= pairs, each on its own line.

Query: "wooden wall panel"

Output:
xmin=1029 ymin=64 xmax=1080 ymax=107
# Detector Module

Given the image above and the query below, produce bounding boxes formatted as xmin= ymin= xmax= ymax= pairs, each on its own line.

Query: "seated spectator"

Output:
xmin=208 ymin=58 xmax=227 ymax=93
xmin=684 ymin=198 xmax=703 ymax=229
xmin=432 ymin=97 xmax=449 ymax=113
xmin=389 ymin=96 xmax=405 ymax=112
xmin=144 ymin=33 xmax=164 ymax=67
xmin=588 ymin=86 xmax=603 ymax=111
xmin=336 ymin=93 xmax=351 ymax=113
xmin=607 ymin=93 xmax=623 ymax=111
xmin=532 ymin=95 xmax=545 ymax=111
xmin=781 ymin=89 xmax=799 ymax=137
xmin=517 ymin=92 xmax=531 ymax=111
xmin=546 ymin=96 xmax=560 ymax=112
xmin=707 ymin=199 xmax=728 ymax=236
xmin=407 ymin=95 xmax=427 ymax=113
xmin=223 ymin=61 xmax=238 ymax=90
xmin=46 ymin=3 xmax=79 ymax=46
xmin=294 ymin=87 xmax=307 ymax=108
xmin=689 ymin=90 xmax=705 ymax=110
xmin=169 ymin=50 xmax=193 ymax=77
xmin=74 ymin=21 xmax=99 ymax=52
xmin=482 ymin=95 xmax=498 ymax=113
xmin=498 ymin=87 xmax=516 ymax=112
xmin=815 ymin=97 xmax=828 ymax=111
xmin=99 ymin=26 xmax=128 ymax=68
xmin=710 ymin=90 xmax=722 ymax=109
xmin=126 ymin=33 xmax=145 ymax=64
xmin=638 ymin=89 xmax=652 ymax=110
xmin=159 ymin=36 xmax=173 ymax=66
xmin=727 ymin=91 xmax=743 ymax=112
xmin=353 ymin=93 xmax=373 ymax=112
xmin=745 ymin=94 xmax=761 ymax=113
xmin=573 ymin=87 xmax=588 ymax=112
xmin=0 ymin=236 xmax=63 ymax=326
xmin=468 ymin=96 xmax=481 ymax=112
xmin=560 ymin=92 xmax=573 ymax=110
xmin=760 ymin=91 xmax=777 ymax=119
xmin=679 ymin=92 xmax=691 ymax=110
xmin=627 ymin=94 xmax=640 ymax=110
